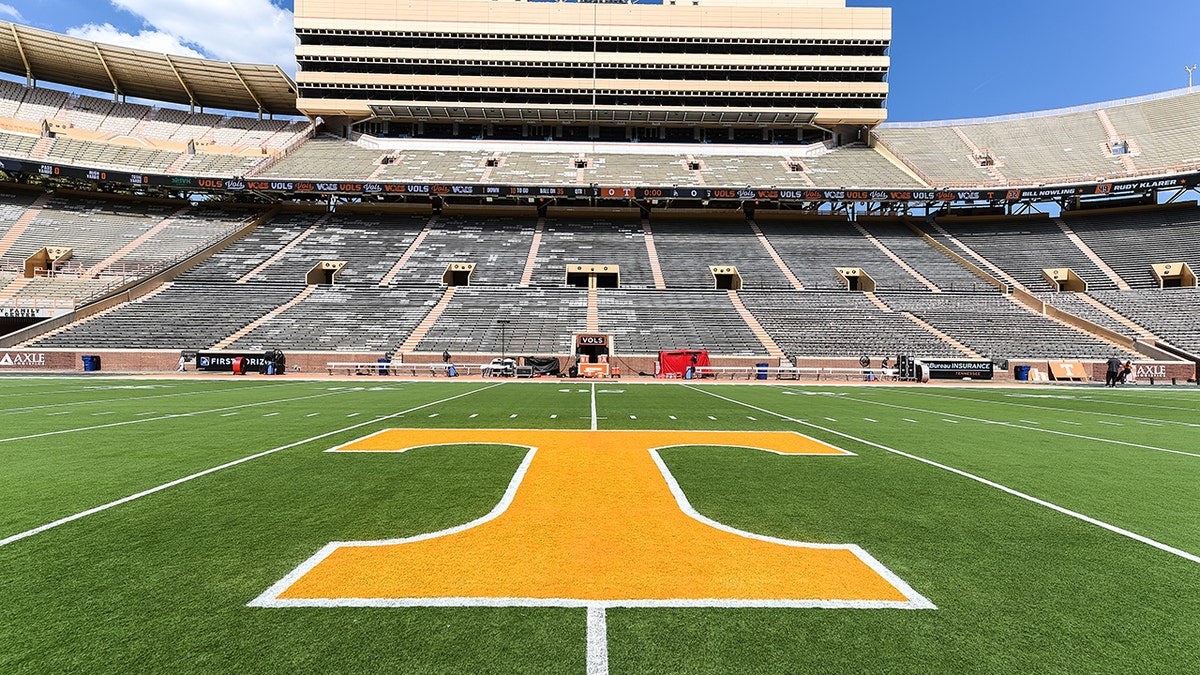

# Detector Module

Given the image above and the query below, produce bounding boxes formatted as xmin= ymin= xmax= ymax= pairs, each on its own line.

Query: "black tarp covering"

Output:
xmin=524 ymin=356 xmax=561 ymax=376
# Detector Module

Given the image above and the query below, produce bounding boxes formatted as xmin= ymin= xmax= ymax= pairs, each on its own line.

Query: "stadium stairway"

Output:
xmin=1095 ymin=110 xmax=1140 ymax=173
xmin=1072 ymin=293 xmax=1159 ymax=341
xmin=728 ymin=290 xmax=791 ymax=366
xmin=640 ymin=220 xmax=668 ymax=289
xmin=748 ymin=220 xmax=804 ymax=290
xmin=84 ymin=206 xmax=191 ymax=277
xmin=1053 ymin=218 xmax=1131 ymax=290
xmin=587 ymin=289 xmax=600 ymax=333
xmin=951 ymin=127 xmax=1009 ymax=183
xmin=28 ymin=137 xmax=53 ymax=160
xmin=379 ymin=215 xmax=437 ymax=286
xmin=396 ymin=286 xmax=456 ymax=354
xmin=0 ymin=276 xmax=32 ymax=300
xmin=925 ymin=221 xmax=1026 ymax=291
xmin=236 ymin=217 xmax=326 ymax=283
xmin=899 ymin=311 xmax=982 ymax=358
xmin=519 ymin=217 xmax=545 ymax=287
xmin=212 ymin=285 xmax=318 ymax=349
xmin=17 ymin=282 xmax=174 ymax=347
xmin=852 ymin=222 xmax=940 ymax=291
xmin=0 ymin=192 xmax=51 ymax=258
xmin=1004 ymin=294 xmax=1140 ymax=358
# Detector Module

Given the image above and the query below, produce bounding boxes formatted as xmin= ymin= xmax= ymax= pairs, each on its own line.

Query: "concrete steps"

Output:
xmin=380 ymin=215 xmax=437 ymax=286
xmin=237 ymin=216 xmax=327 ymax=284
xmin=18 ymin=282 xmax=175 ymax=347
xmin=397 ymin=286 xmax=456 ymax=353
xmin=728 ymin=290 xmax=791 ymax=366
xmin=749 ymin=219 xmax=804 ymax=290
xmin=84 ymin=206 xmax=191 ymax=277
xmin=0 ymin=192 xmax=51 ymax=258
xmin=901 ymin=311 xmax=982 ymax=359
xmin=213 ymin=285 xmax=317 ymax=349
xmin=641 ymin=219 xmax=667 ymax=290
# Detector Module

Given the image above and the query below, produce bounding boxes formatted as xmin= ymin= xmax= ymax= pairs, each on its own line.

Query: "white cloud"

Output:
xmin=66 ymin=23 xmax=206 ymax=59
xmin=110 ymin=0 xmax=296 ymax=73
xmin=0 ymin=3 xmax=23 ymax=21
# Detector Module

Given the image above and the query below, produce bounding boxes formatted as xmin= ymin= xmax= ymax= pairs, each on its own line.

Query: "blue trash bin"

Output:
xmin=377 ymin=357 xmax=389 ymax=376
xmin=756 ymin=363 xmax=769 ymax=380
xmin=1014 ymin=365 xmax=1031 ymax=381
xmin=82 ymin=355 xmax=98 ymax=372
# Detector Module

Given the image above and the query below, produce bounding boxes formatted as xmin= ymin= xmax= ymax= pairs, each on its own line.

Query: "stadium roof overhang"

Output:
xmin=0 ymin=20 xmax=300 ymax=116
xmin=366 ymin=105 xmax=818 ymax=127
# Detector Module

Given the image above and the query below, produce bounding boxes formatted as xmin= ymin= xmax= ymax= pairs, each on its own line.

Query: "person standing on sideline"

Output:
xmin=442 ymin=348 xmax=451 ymax=364
xmin=1105 ymin=355 xmax=1123 ymax=387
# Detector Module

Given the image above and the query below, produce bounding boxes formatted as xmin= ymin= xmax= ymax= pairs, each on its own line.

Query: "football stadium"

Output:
xmin=0 ymin=0 xmax=1198 ymax=672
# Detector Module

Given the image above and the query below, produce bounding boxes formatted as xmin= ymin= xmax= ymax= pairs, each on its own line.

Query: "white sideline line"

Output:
xmin=221 ymin=413 xmax=239 ymax=418
xmin=586 ymin=606 xmax=609 ymax=675
xmin=0 ymin=383 xmax=505 ymax=549
xmin=263 ymin=413 xmax=280 ymax=418
xmin=306 ymin=413 xmax=320 ymax=418
xmin=0 ymin=391 xmax=349 ymax=444
xmin=864 ymin=418 xmax=878 ymax=423
xmin=0 ymin=381 xmax=305 ymax=414
xmin=836 ymin=395 xmax=1200 ymax=459
xmin=685 ymin=386 xmax=1200 ymax=566
xmin=590 ymin=383 xmax=598 ymax=431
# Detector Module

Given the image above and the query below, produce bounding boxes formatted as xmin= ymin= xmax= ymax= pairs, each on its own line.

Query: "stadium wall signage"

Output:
xmin=195 ymin=351 xmax=273 ymax=372
xmin=1 ymin=157 xmax=1196 ymax=205
xmin=0 ymin=352 xmax=47 ymax=368
xmin=922 ymin=359 xmax=995 ymax=380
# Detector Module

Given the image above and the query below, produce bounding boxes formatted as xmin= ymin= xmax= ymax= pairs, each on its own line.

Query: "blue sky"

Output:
xmin=3 ymin=0 xmax=1198 ymax=122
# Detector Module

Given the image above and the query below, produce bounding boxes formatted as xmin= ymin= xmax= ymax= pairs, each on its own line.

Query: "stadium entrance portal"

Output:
xmin=574 ymin=333 xmax=613 ymax=378
xmin=307 ymin=261 xmax=346 ymax=286
xmin=565 ymin=264 xmax=620 ymax=289
xmin=443 ymin=262 xmax=476 ymax=286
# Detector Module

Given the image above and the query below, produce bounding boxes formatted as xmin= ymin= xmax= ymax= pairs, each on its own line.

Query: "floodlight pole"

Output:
xmin=1188 ymin=65 xmax=1197 ymax=91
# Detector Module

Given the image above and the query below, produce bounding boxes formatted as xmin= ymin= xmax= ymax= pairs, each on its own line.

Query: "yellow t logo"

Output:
xmin=252 ymin=429 xmax=931 ymax=610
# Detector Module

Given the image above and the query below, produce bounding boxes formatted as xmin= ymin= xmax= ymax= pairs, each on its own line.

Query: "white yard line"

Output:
xmin=836 ymin=394 xmax=1200 ymax=459
xmin=0 ymin=391 xmax=350 ymax=444
xmin=895 ymin=390 xmax=1200 ymax=427
xmin=0 ymin=383 xmax=505 ymax=549
xmin=591 ymin=383 xmax=598 ymax=431
xmin=586 ymin=606 xmax=609 ymax=675
xmin=686 ymin=385 xmax=1200 ymax=566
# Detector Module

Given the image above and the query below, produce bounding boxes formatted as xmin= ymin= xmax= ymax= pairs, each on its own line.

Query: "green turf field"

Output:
xmin=1 ymin=377 xmax=1198 ymax=673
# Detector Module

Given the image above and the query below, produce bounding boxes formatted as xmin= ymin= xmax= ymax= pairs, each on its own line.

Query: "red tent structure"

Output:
xmin=657 ymin=350 xmax=710 ymax=378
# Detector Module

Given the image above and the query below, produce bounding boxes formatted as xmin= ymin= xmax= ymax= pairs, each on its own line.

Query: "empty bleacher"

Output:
xmin=597 ymin=289 xmax=766 ymax=356
xmin=228 ymin=285 xmax=442 ymax=352
xmin=386 ymin=213 xmax=535 ymax=286
xmin=37 ymin=280 xmax=302 ymax=350
xmin=756 ymin=217 xmax=931 ymax=291
xmin=740 ymin=290 xmax=965 ymax=359
xmin=416 ymin=287 xmax=588 ymax=354
xmin=1104 ymin=92 xmax=1200 ymax=173
xmin=651 ymin=216 xmax=791 ymax=288
xmin=932 ymin=216 xmax=1119 ymax=292
xmin=1088 ymin=288 xmax=1200 ymax=355
xmin=4 ymin=196 xmax=177 ymax=268
xmin=532 ymin=212 xmax=655 ymax=288
xmin=879 ymin=292 xmax=1128 ymax=360
xmin=1065 ymin=204 xmax=1200 ymax=289
xmin=248 ymin=211 xmax=429 ymax=286
xmin=255 ymin=135 xmax=384 ymax=179
xmin=856 ymin=219 xmax=989 ymax=291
